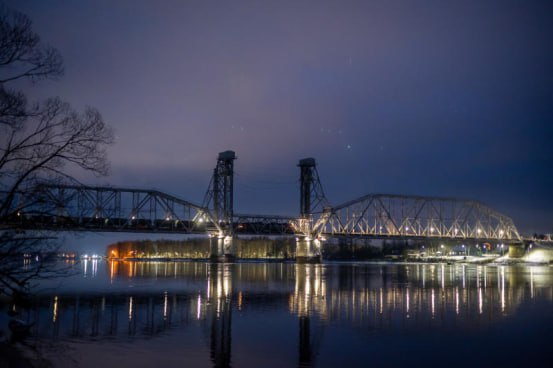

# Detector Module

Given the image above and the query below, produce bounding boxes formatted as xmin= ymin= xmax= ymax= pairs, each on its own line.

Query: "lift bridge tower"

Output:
xmin=295 ymin=158 xmax=329 ymax=263
xmin=203 ymin=150 xmax=236 ymax=262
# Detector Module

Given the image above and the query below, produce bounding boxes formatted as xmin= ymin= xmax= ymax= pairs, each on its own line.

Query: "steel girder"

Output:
xmin=298 ymin=158 xmax=328 ymax=217
xmin=6 ymin=184 xmax=218 ymax=233
xmin=203 ymin=151 xmax=236 ymax=234
xmin=318 ymin=194 xmax=521 ymax=242
xmin=233 ymin=214 xmax=295 ymax=235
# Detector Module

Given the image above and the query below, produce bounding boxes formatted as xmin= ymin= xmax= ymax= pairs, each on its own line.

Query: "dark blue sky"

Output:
xmin=9 ymin=0 xmax=553 ymax=234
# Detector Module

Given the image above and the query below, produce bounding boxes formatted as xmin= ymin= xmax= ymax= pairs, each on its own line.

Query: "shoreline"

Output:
xmin=104 ymin=255 xmax=552 ymax=266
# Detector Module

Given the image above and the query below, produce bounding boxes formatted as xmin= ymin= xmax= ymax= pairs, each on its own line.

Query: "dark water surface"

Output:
xmin=3 ymin=261 xmax=553 ymax=367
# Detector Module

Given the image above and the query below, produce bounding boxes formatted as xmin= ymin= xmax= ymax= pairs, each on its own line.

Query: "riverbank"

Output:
xmin=104 ymin=254 xmax=553 ymax=266
xmin=103 ymin=238 xmax=553 ymax=264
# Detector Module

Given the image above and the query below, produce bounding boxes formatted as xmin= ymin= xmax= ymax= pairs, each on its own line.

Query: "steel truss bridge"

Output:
xmin=320 ymin=194 xmax=518 ymax=241
xmin=4 ymin=185 xmax=296 ymax=236
xmin=1 ymin=150 xmax=522 ymax=261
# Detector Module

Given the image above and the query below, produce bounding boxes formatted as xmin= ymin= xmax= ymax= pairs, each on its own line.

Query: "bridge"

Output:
xmin=1 ymin=150 xmax=522 ymax=262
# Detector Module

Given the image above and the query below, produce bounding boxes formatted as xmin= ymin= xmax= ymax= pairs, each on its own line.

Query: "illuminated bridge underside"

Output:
xmin=320 ymin=194 xmax=521 ymax=242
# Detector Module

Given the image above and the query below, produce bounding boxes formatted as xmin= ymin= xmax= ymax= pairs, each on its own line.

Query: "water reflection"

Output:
xmin=82 ymin=259 xmax=99 ymax=278
xmin=207 ymin=264 xmax=232 ymax=367
xmin=4 ymin=262 xmax=553 ymax=367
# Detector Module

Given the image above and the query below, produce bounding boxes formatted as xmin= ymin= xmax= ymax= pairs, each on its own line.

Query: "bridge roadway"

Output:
xmin=1 ymin=151 xmax=524 ymax=262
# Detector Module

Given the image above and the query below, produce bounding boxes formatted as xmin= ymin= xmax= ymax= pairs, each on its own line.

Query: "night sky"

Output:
xmin=9 ymin=0 xmax=553 ymax=234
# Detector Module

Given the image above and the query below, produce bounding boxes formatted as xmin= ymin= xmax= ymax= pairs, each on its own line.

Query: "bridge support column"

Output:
xmin=296 ymin=237 xmax=321 ymax=263
xmin=210 ymin=235 xmax=235 ymax=262
xmin=508 ymin=244 xmax=525 ymax=258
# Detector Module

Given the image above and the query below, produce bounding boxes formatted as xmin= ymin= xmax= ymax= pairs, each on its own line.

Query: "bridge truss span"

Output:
xmin=10 ymin=184 xmax=219 ymax=234
xmin=321 ymin=194 xmax=521 ymax=242
xmin=1 ymin=151 xmax=526 ymax=259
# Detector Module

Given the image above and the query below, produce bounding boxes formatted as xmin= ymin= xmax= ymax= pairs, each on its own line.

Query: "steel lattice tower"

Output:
xmin=204 ymin=151 xmax=236 ymax=232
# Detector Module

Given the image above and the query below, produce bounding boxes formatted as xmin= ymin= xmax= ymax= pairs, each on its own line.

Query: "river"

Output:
xmin=2 ymin=260 xmax=552 ymax=367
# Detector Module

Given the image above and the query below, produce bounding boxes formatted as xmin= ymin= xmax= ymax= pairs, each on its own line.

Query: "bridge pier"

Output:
xmin=210 ymin=235 xmax=235 ymax=262
xmin=296 ymin=237 xmax=321 ymax=264
xmin=508 ymin=244 xmax=525 ymax=258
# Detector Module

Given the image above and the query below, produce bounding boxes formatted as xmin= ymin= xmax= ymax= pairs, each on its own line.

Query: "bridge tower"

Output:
xmin=296 ymin=158 xmax=327 ymax=263
xmin=204 ymin=150 xmax=236 ymax=262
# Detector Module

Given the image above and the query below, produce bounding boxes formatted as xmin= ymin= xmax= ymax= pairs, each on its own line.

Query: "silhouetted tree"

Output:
xmin=0 ymin=5 xmax=113 ymax=297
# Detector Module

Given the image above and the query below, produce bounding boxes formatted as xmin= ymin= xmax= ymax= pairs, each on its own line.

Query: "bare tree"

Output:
xmin=0 ymin=5 xmax=114 ymax=297
xmin=0 ymin=4 xmax=63 ymax=84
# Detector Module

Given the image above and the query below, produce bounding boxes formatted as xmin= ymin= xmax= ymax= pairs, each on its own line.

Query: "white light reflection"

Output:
xmin=462 ymin=265 xmax=466 ymax=289
xmin=52 ymin=296 xmax=58 ymax=322
xmin=163 ymin=291 xmax=168 ymax=320
xmin=314 ymin=267 xmax=320 ymax=296
xmin=197 ymin=294 xmax=202 ymax=320
xmin=431 ymin=289 xmax=435 ymax=318
xmin=455 ymin=287 xmax=459 ymax=315
xmin=530 ymin=268 xmax=534 ymax=299
xmin=207 ymin=274 xmax=211 ymax=301
xmin=128 ymin=296 xmax=133 ymax=321
xmin=479 ymin=287 xmax=483 ymax=314
xmin=217 ymin=274 xmax=223 ymax=300
xmin=223 ymin=269 xmax=230 ymax=298
xmin=441 ymin=264 xmax=445 ymax=290
xmin=501 ymin=266 xmax=505 ymax=313
xmin=92 ymin=259 xmax=98 ymax=277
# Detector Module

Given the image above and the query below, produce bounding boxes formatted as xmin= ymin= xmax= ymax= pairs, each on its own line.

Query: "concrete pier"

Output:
xmin=508 ymin=244 xmax=525 ymax=258
xmin=295 ymin=237 xmax=322 ymax=263
xmin=210 ymin=235 xmax=235 ymax=262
